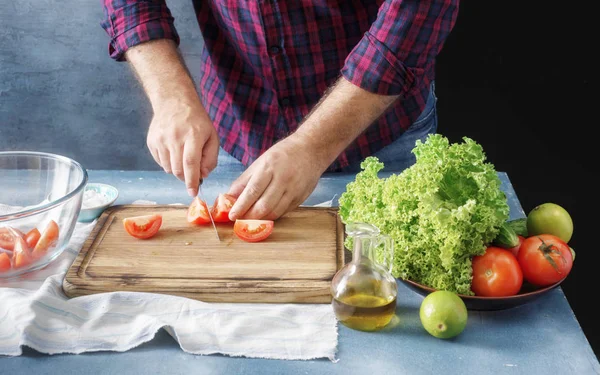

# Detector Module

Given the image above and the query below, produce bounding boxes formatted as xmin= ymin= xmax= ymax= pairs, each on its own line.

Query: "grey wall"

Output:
xmin=0 ymin=1 xmax=204 ymax=171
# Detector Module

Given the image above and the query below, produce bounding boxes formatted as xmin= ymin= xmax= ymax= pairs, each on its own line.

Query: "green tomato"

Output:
xmin=527 ymin=203 xmax=573 ymax=243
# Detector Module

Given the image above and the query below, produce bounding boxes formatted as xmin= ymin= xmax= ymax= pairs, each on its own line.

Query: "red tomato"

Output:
xmin=32 ymin=220 xmax=60 ymax=259
xmin=123 ymin=214 xmax=162 ymax=239
xmin=13 ymin=236 xmax=33 ymax=269
xmin=508 ymin=235 xmax=525 ymax=257
xmin=25 ymin=228 xmax=41 ymax=249
xmin=211 ymin=193 xmax=237 ymax=223
xmin=233 ymin=220 xmax=274 ymax=243
xmin=471 ymin=246 xmax=523 ymax=297
xmin=0 ymin=227 xmax=25 ymax=251
xmin=518 ymin=234 xmax=573 ymax=287
xmin=0 ymin=253 xmax=11 ymax=272
xmin=187 ymin=197 xmax=211 ymax=225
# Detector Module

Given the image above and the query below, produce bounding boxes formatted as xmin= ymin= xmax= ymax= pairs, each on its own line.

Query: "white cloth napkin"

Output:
xmin=0 ymin=201 xmax=338 ymax=360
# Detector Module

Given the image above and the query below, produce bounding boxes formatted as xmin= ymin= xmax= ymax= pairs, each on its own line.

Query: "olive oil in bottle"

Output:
xmin=333 ymin=293 xmax=396 ymax=331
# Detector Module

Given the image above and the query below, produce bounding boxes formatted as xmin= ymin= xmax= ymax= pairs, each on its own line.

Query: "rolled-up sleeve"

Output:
xmin=341 ymin=0 xmax=459 ymax=96
xmin=101 ymin=0 xmax=180 ymax=61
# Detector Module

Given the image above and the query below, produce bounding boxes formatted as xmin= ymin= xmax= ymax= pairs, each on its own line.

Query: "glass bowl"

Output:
xmin=0 ymin=151 xmax=88 ymax=278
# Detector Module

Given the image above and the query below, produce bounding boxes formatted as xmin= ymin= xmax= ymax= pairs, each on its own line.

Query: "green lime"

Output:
xmin=420 ymin=291 xmax=468 ymax=339
xmin=527 ymin=203 xmax=573 ymax=243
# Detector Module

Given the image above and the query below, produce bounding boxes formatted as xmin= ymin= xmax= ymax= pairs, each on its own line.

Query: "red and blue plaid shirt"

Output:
xmin=101 ymin=0 xmax=459 ymax=171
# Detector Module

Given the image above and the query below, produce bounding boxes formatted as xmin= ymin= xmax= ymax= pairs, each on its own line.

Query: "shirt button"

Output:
xmin=280 ymin=98 xmax=291 ymax=107
xmin=269 ymin=46 xmax=281 ymax=56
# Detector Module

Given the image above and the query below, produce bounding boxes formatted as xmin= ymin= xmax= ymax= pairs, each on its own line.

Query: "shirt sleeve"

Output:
xmin=341 ymin=0 xmax=459 ymax=96
xmin=101 ymin=0 xmax=180 ymax=61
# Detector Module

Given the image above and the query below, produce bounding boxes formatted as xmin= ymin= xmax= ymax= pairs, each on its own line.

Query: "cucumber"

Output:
xmin=492 ymin=221 xmax=520 ymax=249
xmin=505 ymin=218 xmax=528 ymax=237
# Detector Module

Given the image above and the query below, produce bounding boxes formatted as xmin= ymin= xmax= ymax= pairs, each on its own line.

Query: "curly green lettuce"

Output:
xmin=339 ymin=134 xmax=509 ymax=295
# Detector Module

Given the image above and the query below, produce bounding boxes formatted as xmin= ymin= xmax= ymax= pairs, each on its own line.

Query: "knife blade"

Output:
xmin=198 ymin=178 xmax=220 ymax=241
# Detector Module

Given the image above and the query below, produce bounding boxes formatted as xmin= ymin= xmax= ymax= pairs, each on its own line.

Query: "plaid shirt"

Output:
xmin=101 ymin=0 xmax=459 ymax=171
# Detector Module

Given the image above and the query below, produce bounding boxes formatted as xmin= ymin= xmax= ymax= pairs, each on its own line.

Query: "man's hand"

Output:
xmin=227 ymin=137 xmax=326 ymax=221
xmin=125 ymin=39 xmax=218 ymax=196
xmin=227 ymin=78 xmax=399 ymax=220
xmin=147 ymin=100 xmax=219 ymax=196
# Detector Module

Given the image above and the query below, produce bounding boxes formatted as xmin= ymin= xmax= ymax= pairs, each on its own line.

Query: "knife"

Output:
xmin=198 ymin=178 xmax=220 ymax=242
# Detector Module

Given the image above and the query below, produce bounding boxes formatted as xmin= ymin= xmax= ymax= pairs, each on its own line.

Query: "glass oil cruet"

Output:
xmin=331 ymin=222 xmax=397 ymax=331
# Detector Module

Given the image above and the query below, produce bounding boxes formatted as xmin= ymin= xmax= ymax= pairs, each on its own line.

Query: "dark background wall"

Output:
xmin=1 ymin=1 xmax=594 ymax=359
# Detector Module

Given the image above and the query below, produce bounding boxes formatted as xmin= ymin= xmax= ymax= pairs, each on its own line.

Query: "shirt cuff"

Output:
xmin=341 ymin=32 xmax=423 ymax=96
xmin=102 ymin=3 xmax=180 ymax=62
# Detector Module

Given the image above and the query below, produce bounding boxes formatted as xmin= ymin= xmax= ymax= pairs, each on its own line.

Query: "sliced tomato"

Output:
xmin=0 ymin=253 xmax=11 ymax=272
xmin=13 ymin=236 xmax=33 ymax=269
xmin=0 ymin=227 xmax=25 ymax=251
xmin=25 ymin=228 xmax=42 ymax=249
xmin=211 ymin=193 xmax=237 ymax=223
xmin=32 ymin=220 xmax=60 ymax=259
xmin=187 ymin=197 xmax=211 ymax=225
xmin=233 ymin=219 xmax=274 ymax=243
xmin=123 ymin=214 xmax=162 ymax=239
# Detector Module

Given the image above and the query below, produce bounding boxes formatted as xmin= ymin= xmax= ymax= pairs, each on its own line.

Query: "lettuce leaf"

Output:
xmin=339 ymin=134 xmax=509 ymax=295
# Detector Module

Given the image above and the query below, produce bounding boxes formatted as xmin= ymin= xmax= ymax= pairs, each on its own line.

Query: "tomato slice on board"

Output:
xmin=187 ymin=197 xmax=211 ymax=225
xmin=233 ymin=220 xmax=274 ymax=243
xmin=0 ymin=253 xmax=11 ymax=272
xmin=32 ymin=220 xmax=60 ymax=259
xmin=471 ymin=246 xmax=523 ymax=297
xmin=210 ymin=193 xmax=237 ymax=223
xmin=13 ymin=236 xmax=33 ymax=269
xmin=0 ymin=227 xmax=25 ymax=251
xmin=25 ymin=228 xmax=42 ymax=249
xmin=123 ymin=214 xmax=163 ymax=240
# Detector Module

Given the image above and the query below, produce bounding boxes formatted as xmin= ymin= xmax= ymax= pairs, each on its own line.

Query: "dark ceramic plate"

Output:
xmin=399 ymin=278 xmax=564 ymax=311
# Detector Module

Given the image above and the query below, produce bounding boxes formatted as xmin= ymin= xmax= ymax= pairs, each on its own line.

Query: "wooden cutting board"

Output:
xmin=63 ymin=205 xmax=345 ymax=303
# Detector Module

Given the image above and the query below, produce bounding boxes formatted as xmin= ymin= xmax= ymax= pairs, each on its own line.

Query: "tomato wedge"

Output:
xmin=32 ymin=220 xmax=60 ymax=259
xmin=13 ymin=235 xmax=33 ymax=269
xmin=187 ymin=197 xmax=211 ymax=225
xmin=233 ymin=219 xmax=274 ymax=243
xmin=0 ymin=227 xmax=25 ymax=251
xmin=25 ymin=228 xmax=41 ymax=249
xmin=211 ymin=193 xmax=237 ymax=223
xmin=0 ymin=253 xmax=11 ymax=272
xmin=123 ymin=214 xmax=162 ymax=239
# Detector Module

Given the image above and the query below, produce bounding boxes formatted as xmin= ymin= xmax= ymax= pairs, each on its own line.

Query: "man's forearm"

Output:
xmin=293 ymin=78 xmax=399 ymax=170
xmin=124 ymin=39 xmax=199 ymax=111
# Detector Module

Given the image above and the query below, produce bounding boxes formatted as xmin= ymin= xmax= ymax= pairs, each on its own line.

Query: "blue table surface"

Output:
xmin=2 ymin=169 xmax=599 ymax=375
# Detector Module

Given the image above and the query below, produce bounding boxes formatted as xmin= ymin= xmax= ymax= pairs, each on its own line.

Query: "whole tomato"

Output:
xmin=472 ymin=247 xmax=523 ymax=297
xmin=518 ymin=234 xmax=573 ymax=287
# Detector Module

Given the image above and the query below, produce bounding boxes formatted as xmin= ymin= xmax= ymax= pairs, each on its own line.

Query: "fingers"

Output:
xmin=200 ymin=133 xmax=219 ymax=179
xmin=229 ymin=171 xmax=272 ymax=221
xmin=182 ymin=137 xmax=202 ymax=196
xmin=148 ymin=145 xmax=161 ymax=166
xmin=157 ymin=147 xmax=172 ymax=174
xmin=227 ymin=167 xmax=252 ymax=198
xmin=169 ymin=145 xmax=185 ymax=182
xmin=244 ymin=182 xmax=285 ymax=219
xmin=264 ymin=193 xmax=294 ymax=221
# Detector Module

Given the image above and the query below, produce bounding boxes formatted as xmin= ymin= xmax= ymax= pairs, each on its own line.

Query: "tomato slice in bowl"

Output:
xmin=187 ymin=197 xmax=211 ymax=225
xmin=233 ymin=219 xmax=274 ymax=243
xmin=0 ymin=227 xmax=25 ymax=251
xmin=32 ymin=220 xmax=60 ymax=259
xmin=211 ymin=193 xmax=237 ymax=223
xmin=0 ymin=252 xmax=12 ymax=272
xmin=123 ymin=214 xmax=162 ymax=240
xmin=13 ymin=235 xmax=33 ymax=269
xmin=25 ymin=228 xmax=42 ymax=249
